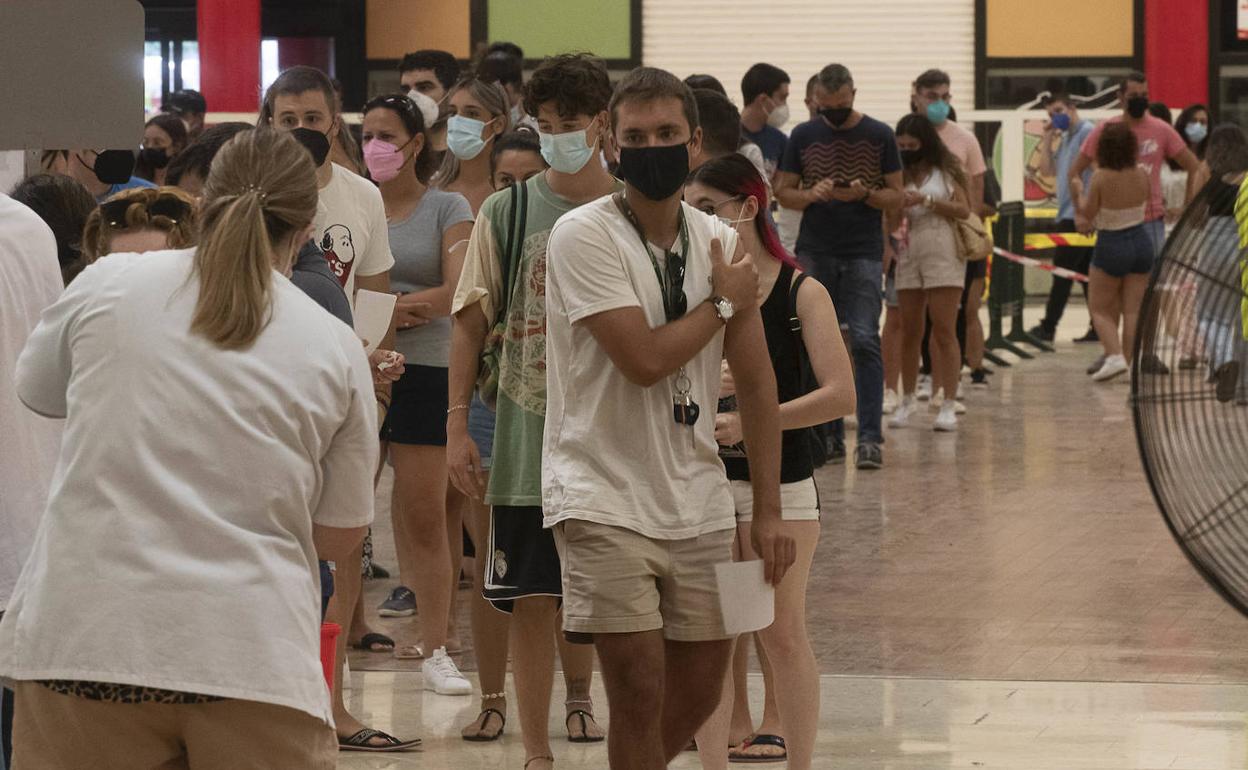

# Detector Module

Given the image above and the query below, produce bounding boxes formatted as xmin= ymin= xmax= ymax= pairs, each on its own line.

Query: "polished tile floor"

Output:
xmin=341 ymin=306 xmax=1248 ymax=768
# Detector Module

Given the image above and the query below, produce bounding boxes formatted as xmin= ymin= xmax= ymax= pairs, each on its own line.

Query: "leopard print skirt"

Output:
xmin=38 ymin=680 xmax=225 ymax=705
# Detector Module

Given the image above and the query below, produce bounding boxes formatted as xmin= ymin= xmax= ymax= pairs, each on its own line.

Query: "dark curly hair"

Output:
xmin=1096 ymin=122 xmax=1138 ymax=171
xmin=9 ymin=172 xmax=97 ymax=284
xmin=522 ymin=53 xmax=613 ymax=120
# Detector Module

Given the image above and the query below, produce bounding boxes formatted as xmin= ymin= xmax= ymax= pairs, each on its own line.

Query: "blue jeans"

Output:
xmin=803 ymin=255 xmax=884 ymax=445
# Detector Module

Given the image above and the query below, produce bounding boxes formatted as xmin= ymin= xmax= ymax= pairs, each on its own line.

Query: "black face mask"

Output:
xmin=292 ymin=126 xmax=332 ymax=167
xmin=139 ymin=147 xmax=170 ymax=170
xmin=1126 ymin=95 xmax=1150 ymax=119
xmin=899 ymin=148 xmax=924 ymax=167
xmin=83 ymin=150 xmax=136 ymax=185
xmin=820 ymin=107 xmax=852 ymax=127
xmin=616 ymin=143 xmax=690 ymax=202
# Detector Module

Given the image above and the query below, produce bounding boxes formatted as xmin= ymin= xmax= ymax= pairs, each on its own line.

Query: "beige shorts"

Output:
xmin=730 ymin=477 xmax=821 ymax=522
xmin=553 ymin=519 xmax=734 ymax=642
xmin=897 ymin=218 xmax=964 ymax=291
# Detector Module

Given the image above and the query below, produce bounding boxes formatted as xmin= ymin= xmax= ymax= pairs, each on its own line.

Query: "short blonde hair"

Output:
xmin=81 ymin=186 xmax=200 ymax=263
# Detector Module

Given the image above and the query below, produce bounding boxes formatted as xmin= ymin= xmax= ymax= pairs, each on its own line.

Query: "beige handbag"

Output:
xmin=955 ymin=213 xmax=991 ymax=262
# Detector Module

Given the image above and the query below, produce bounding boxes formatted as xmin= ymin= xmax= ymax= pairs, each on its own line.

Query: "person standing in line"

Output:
xmin=1 ymin=128 xmax=377 ymax=769
xmin=775 ymin=74 xmax=822 ymax=257
xmin=0 ymin=194 xmax=63 ymax=770
xmin=400 ymin=49 xmax=460 ymax=104
xmin=912 ymin=68 xmax=991 ymax=392
xmin=686 ymin=154 xmax=856 ymax=770
xmin=775 ymin=63 xmax=903 ymax=469
xmin=490 ymin=130 xmax=548 ymax=189
xmin=8 ymin=173 xmax=96 ymax=285
xmin=1074 ymin=123 xmax=1154 ymax=382
xmin=1031 ymin=93 xmax=1097 ymax=344
xmin=479 ymin=49 xmax=538 ymax=133
xmin=161 ymin=88 xmax=208 ymax=141
xmin=888 ymin=115 xmax=973 ymax=432
xmin=739 ymin=63 xmax=791 ymax=183
xmin=42 ymin=148 xmax=154 ymax=202
xmin=135 ymin=114 xmax=188 ymax=186
xmin=544 ymin=67 xmax=795 ymax=770
xmin=361 ymin=95 xmax=477 ymax=698
xmin=448 ymin=53 xmax=618 ymax=766
xmin=1069 ymin=72 xmax=1202 ymax=376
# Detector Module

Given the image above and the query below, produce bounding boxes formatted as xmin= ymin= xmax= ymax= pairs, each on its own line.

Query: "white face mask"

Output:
xmin=767 ymin=102 xmax=790 ymax=129
xmin=713 ymin=198 xmax=753 ymax=230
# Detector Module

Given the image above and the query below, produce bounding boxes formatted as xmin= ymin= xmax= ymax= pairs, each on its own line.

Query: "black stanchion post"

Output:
xmin=987 ymin=202 xmax=1032 ymax=360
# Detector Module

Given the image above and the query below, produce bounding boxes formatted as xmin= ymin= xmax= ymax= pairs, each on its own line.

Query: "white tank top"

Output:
xmin=1096 ymin=203 xmax=1146 ymax=232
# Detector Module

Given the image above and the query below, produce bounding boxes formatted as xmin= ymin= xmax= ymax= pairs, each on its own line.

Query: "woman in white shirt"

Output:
xmin=0 ymin=128 xmax=380 ymax=768
xmin=889 ymin=114 xmax=973 ymax=432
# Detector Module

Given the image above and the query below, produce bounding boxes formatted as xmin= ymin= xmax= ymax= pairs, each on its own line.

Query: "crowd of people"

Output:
xmin=0 ymin=37 xmax=1236 ymax=770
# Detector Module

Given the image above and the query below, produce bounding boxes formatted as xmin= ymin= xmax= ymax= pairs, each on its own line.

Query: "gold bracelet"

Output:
xmin=447 ymin=403 xmax=471 ymax=415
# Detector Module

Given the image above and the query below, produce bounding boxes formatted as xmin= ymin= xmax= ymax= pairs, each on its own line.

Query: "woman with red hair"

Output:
xmin=685 ymin=154 xmax=856 ymax=770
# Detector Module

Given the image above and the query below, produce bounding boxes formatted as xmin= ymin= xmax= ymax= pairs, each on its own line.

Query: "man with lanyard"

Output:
xmin=1032 ymin=93 xmax=1097 ymax=344
xmin=544 ymin=67 xmax=795 ymax=769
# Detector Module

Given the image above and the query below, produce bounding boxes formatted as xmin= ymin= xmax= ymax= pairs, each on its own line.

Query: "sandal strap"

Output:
xmin=479 ymin=707 xmax=506 ymax=726
xmin=342 ymin=728 xmax=400 ymax=747
xmin=525 ymin=757 xmax=555 ymax=768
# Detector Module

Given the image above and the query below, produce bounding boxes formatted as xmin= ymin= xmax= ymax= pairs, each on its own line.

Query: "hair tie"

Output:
xmin=239 ymin=183 xmax=268 ymax=202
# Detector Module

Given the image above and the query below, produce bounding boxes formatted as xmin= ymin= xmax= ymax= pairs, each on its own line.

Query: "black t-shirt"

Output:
xmin=779 ymin=114 xmax=901 ymax=259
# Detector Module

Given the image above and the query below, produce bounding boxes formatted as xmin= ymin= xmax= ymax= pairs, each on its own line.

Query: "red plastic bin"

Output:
xmin=320 ymin=622 xmax=341 ymax=691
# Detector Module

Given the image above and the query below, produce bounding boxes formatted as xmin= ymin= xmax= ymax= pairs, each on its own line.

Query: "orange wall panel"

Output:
xmin=366 ymin=0 xmax=470 ymax=60
xmin=986 ymin=0 xmax=1134 ymax=58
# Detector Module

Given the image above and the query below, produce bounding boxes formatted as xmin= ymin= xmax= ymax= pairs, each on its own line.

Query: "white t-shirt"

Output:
xmin=314 ymin=163 xmax=395 ymax=299
xmin=543 ymin=196 xmax=739 ymax=540
xmin=0 ymin=195 xmax=63 ymax=611
xmin=0 ymin=248 xmax=378 ymax=725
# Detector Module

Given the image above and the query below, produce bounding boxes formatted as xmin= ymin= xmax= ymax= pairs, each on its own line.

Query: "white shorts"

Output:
xmin=729 ymin=477 xmax=820 ymax=523
xmin=897 ymin=217 xmax=964 ymax=291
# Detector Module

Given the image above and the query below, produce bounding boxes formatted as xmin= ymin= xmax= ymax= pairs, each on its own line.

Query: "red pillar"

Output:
xmin=197 ymin=0 xmax=261 ymax=114
xmin=1145 ymin=0 xmax=1209 ymax=107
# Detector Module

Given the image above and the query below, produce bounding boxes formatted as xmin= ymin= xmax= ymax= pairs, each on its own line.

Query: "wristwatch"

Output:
xmin=712 ymin=296 xmax=735 ymax=324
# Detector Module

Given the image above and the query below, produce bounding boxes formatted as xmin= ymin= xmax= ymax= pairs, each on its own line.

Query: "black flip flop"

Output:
xmin=566 ymin=709 xmax=605 ymax=743
xmin=351 ymin=632 xmax=395 ymax=653
xmin=338 ymin=727 xmax=421 ymax=752
xmin=462 ymin=708 xmax=506 ymax=742
xmin=729 ymin=734 xmax=786 ymax=764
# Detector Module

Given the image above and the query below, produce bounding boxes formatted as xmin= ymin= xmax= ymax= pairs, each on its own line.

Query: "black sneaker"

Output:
xmin=1140 ymin=353 xmax=1170 ymax=375
xmin=826 ymin=441 xmax=847 ymax=465
xmin=971 ymin=368 xmax=990 ymax=388
xmin=1074 ymin=328 xmax=1099 ymax=344
xmin=1215 ymin=361 xmax=1241 ymax=403
xmin=855 ymin=443 xmax=883 ymax=470
xmin=1027 ymin=324 xmax=1055 ymax=343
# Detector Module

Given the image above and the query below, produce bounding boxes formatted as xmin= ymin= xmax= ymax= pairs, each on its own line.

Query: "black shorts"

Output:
xmin=965 ymin=258 xmax=987 ymax=281
xmin=483 ymin=505 xmax=562 ymax=613
xmin=381 ymin=364 xmax=448 ymax=446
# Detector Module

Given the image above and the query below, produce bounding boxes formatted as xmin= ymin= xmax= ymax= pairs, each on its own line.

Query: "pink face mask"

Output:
xmin=363 ymin=139 xmax=406 ymax=182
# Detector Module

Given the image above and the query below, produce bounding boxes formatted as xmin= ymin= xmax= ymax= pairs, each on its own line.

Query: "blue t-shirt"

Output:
xmin=1055 ymin=119 xmax=1095 ymax=222
xmin=741 ymin=124 xmax=787 ymax=180
xmin=99 ymin=176 xmax=156 ymax=202
xmin=779 ymin=114 xmax=901 ymax=259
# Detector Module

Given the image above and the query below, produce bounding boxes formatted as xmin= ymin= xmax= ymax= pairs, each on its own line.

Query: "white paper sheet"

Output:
xmin=353 ymin=290 xmax=396 ymax=354
xmin=715 ymin=560 xmax=775 ymax=635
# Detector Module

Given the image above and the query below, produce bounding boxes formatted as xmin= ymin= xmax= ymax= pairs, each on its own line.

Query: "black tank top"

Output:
xmin=723 ymin=264 xmax=815 ymax=484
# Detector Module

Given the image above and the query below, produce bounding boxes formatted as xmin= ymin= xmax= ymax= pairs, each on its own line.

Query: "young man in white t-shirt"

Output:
xmin=544 ymin=67 xmax=796 ymax=769
xmin=260 ymin=66 xmax=395 ymax=302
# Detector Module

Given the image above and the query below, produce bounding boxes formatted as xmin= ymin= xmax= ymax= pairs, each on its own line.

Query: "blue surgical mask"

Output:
xmin=926 ymin=100 xmax=951 ymax=125
xmin=446 ymin=114 xmax=495 ymax=160
xmin=540 ymin=126 xmax=596 ymax=174
xmin=1185 ymin=122 xmax=1208 ymax=144
xmin=1050 ymin=112 xmax=1071 ymax=131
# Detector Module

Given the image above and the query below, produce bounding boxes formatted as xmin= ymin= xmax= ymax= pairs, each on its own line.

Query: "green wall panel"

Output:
xmin=487 ymin=0 xmax=631 ymax=61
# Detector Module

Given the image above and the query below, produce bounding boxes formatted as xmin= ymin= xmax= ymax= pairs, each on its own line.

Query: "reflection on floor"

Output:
xmin=341 ymin=306 xmax=1248 ymax=768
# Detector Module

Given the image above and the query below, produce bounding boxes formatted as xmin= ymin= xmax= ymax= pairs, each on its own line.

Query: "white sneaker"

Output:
xmin=1092 ymin=354 xmax=1129 ymax=382
xmin=956 ymin=381 xmax=965 ymax=400
xmin=888 ymin=396 xmax=916 ymax=428
xmin=422 ymin=647 xmax=471 ymax=695
xmin=916 ymin=375 xmax=932 ymax=401
xmin=933 ymin=402 xmax=958 ymax=431
xmin=883 ymin=388 xmax=899 ymax=415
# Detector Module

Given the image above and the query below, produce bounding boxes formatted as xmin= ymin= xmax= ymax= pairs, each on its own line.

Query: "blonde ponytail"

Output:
xmin=192 ymin=129 xmax=318 ymax=350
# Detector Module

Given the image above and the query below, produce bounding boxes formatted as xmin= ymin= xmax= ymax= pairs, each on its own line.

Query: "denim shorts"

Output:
xmin=1092 ymin=224 xmax=1154 ymax=278
xmin=467 ymin=393 xmax=495 ymax=469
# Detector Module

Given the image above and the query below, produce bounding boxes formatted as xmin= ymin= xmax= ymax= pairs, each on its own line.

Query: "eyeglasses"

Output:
xmin=99 ymin=194 xmax=192 ymax=229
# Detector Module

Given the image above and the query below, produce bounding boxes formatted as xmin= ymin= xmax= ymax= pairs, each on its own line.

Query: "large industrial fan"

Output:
xmin=1134 ymin=168 xmax=1248 ymax=615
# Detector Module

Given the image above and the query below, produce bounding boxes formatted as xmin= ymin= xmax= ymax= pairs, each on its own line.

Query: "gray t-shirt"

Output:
xmin=388 ymin=188 xmax=474 ymax=366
